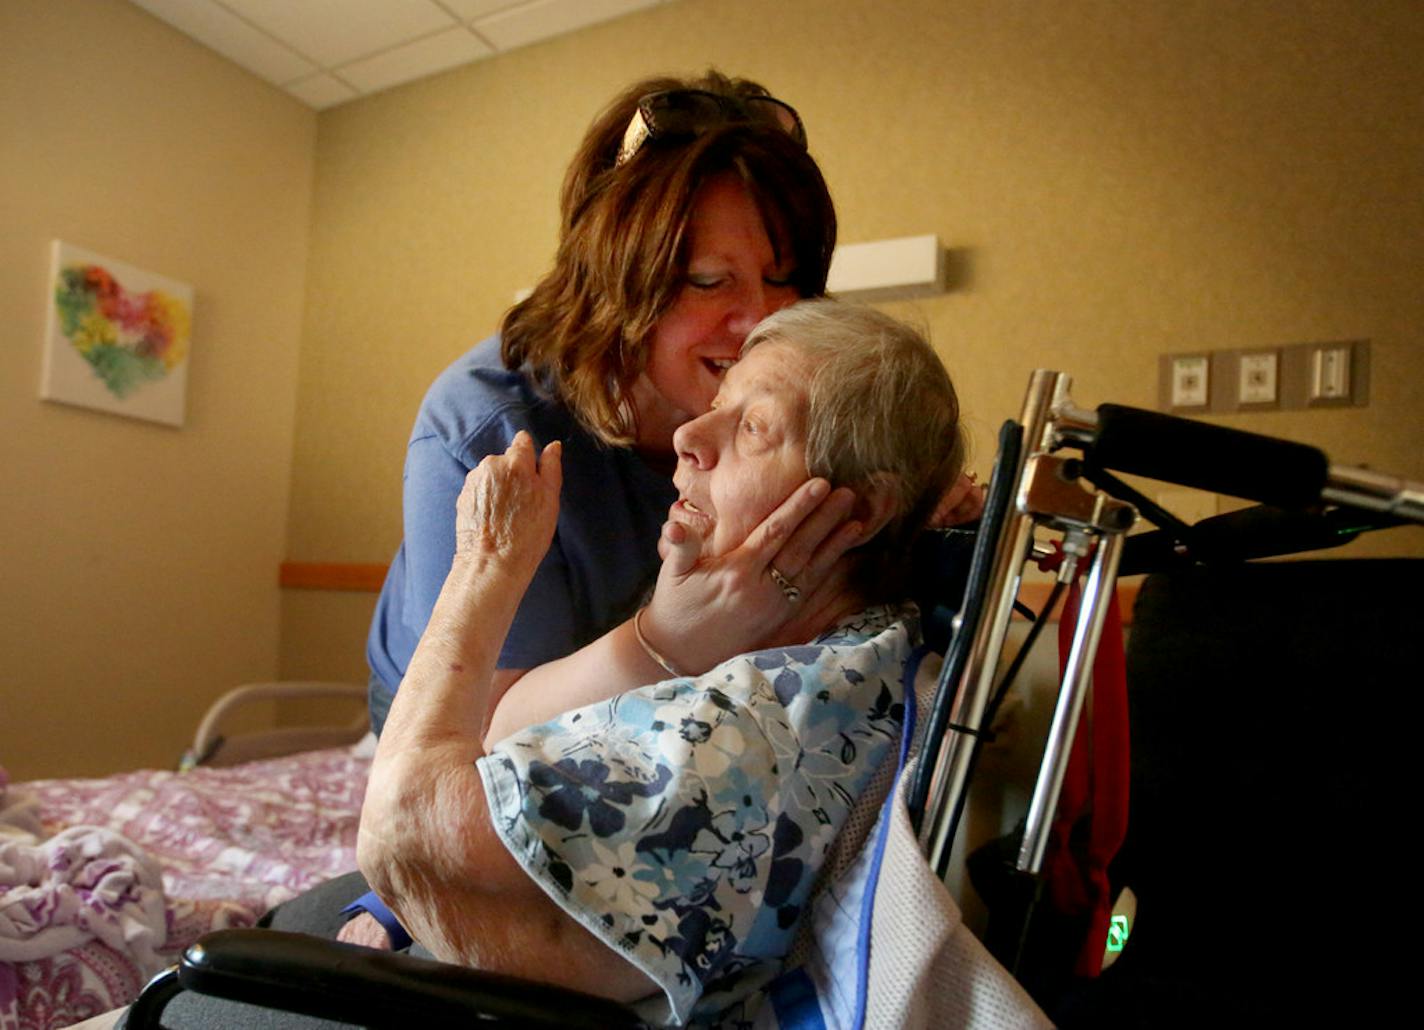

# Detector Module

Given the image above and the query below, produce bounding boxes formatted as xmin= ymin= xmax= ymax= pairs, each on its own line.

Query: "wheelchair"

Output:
xmin=131 ymin=370 xmax=1422 ymax=1028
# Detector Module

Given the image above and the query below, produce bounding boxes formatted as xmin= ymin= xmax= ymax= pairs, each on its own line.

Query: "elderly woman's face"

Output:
xmin=669 ymin=341 xmax=812 ymax=558
xmin=640 ymin=173 xmax=801 ymax=443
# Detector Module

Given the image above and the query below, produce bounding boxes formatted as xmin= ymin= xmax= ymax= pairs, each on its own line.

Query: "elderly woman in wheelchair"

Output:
xmin=129 ymin=299 xmax=965 ymax=1028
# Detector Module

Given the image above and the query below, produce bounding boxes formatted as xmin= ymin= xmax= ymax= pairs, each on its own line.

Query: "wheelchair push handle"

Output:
xmin=1087 ymin=403 xmax=1423 ymax=522
xmin=1088 ymin=403 xmax=1329 ymax=509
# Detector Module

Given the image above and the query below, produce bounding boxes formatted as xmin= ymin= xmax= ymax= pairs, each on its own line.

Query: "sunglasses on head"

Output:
xmin=616 ymin=89 xmax=807 ymax=167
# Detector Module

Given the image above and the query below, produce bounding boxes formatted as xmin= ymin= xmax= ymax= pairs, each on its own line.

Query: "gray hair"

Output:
xmin=742 ymin=299 xmax=965 ymax=601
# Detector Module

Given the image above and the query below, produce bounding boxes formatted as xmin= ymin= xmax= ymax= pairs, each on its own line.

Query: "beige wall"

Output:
xmin=0 ymin=0 xmax=315 ymax=778
xmin=281 ymin=0 xmax=1423 ymax=686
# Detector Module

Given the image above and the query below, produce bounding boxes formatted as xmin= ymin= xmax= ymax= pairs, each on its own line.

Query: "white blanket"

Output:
xmin=758 ymin=653 xmax=1051 ymax=1029
xmin=0 ymin=817 xmax=166 ymax=976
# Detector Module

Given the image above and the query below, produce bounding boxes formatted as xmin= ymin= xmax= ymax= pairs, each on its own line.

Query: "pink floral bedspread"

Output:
xmin=1 ymin=745 xmax=368 ymax=1030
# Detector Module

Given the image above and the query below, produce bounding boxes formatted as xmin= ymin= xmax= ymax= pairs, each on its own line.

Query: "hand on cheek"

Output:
xmin=640 ymin=479 xmax=863 ymax=676
xmin=658 ymin=518 xmax=702 ymax=577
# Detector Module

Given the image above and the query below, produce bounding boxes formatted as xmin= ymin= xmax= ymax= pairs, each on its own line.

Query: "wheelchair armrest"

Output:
xmin=133 ymin=929 xmax=645 ymax=1028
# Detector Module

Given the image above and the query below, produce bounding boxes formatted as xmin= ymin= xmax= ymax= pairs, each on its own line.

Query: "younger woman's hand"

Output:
xmin=454 ymin=432 xmax=562 ymax=579
xmin=929 ymin=471 xmax=985 ymax=527
xmin=641 ymin=477 xmax=861 ymax=675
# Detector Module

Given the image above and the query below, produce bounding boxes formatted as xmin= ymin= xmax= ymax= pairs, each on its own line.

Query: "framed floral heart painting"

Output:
xmin=41 ymin=241 xmax=194 ymax=427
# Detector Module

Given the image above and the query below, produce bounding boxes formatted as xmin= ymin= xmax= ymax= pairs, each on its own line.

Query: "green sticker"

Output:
xmin=1107 ymin=914 xmax=1130 ymax=952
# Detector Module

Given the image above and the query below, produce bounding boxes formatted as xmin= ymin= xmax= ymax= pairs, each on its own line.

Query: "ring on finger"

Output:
xmin=767 ymin=564 xmax=801 ymax=604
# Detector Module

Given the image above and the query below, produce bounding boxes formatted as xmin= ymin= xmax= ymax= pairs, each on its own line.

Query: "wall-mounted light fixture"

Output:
xmin=827 ymin=234 xmax=948 ymax=302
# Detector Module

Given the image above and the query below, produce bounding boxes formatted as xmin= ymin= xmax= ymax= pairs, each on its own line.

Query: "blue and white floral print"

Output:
xmin=477 ymin=605 xmax=914 ymax=1027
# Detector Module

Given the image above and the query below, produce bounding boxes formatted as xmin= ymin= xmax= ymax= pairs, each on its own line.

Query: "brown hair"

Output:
xmin=500 ymin=71 xmax=836 ymax=445
xmin=743 ymin=300 xmax=965 ymax=602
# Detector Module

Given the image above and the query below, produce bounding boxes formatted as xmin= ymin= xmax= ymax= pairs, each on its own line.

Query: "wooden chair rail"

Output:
xmin=279 ymin=562 xmax=1138 ymax=623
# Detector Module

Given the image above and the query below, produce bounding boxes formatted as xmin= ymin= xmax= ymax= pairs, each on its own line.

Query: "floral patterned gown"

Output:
xmin=477 ymin=604 xmax=915 ymax=1027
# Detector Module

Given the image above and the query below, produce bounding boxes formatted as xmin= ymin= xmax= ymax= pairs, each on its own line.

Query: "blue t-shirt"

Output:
xmin=367 ymin=335 xmax=677 ymax=695
xmin=477 ymin=605 xmax=915 ymax=1027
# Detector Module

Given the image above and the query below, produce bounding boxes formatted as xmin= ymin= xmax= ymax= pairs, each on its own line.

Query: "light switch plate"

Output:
xmin=1310 ymin=343 xmax=1352 ymax=401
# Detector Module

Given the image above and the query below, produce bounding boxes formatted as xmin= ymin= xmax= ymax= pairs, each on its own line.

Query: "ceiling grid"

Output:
xmin=129 ymin=0 xmax=673 ymax=109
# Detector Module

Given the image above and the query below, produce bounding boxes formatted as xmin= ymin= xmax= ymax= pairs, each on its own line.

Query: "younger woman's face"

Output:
xmin=668 ymin=340 xmax=812 ymax=559
xmin=635 ymin=173 xmax=801 ymax=452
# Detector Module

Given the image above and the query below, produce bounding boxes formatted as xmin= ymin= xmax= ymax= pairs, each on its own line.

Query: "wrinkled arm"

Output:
xmin=358 ymin=436 xmax=654 ymax=1003
xmin=483 ymin=617 xmax=667 ymax=746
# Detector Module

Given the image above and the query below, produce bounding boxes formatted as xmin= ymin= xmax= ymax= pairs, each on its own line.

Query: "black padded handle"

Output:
xmin=141 ymin=929 xmax=646 ymax=1029
xmin=1118 ymin=504 xmax=1371 ymax=575
xmin=1091 ymin=404 xmax=1328 ymax=508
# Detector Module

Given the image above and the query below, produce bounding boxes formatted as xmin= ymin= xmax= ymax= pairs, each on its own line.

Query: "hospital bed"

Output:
xmin=0 ymin=683 xmax=369 ymax=1029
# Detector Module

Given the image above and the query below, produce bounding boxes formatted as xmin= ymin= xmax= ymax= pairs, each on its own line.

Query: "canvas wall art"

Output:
xmin=41 ymin=240 xmax=194 ymax=427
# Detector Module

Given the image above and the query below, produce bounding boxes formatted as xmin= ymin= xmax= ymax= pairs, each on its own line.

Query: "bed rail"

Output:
xmin=181 ymin=681 xmax=368 ymax=770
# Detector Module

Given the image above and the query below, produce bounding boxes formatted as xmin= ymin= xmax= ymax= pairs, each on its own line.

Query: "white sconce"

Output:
xmin=827 ymin=234 xmax=948 ymax=302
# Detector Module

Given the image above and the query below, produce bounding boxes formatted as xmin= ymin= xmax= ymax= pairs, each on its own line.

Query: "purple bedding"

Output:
xmin=1 ymin=745 xmax=368 ymax=1029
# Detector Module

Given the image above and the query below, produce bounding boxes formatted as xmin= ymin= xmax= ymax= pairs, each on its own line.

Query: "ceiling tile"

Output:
xmin=129 ymin=0 xmax=682 ymax=110
xmin=283 ymin=73 xmax=361 ymax=111
xmin=338 ymin=27 xmax=494 ymax=95
xmin=130 ymin=0 xmax=316 ymax=84
xmin=473 ymin=0 xmax=661 ymax=52
xmin=439 ymin=0 xmax=527 ymax=21
xmin=222 ymin=0 xmax=457 ymax=67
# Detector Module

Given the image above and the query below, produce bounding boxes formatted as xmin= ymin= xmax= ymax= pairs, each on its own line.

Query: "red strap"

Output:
xmin=1042 ymin=579 xmax=1130 ymax=977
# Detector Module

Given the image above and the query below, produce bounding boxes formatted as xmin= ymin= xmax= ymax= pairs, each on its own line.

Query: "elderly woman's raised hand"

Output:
xmin=642 ymin=477 xmax=863 ymax=675
xmin=344 ymin=433 xmax=560 ymax=951
xmin=454 ymin=431 xmax=563 ymax=579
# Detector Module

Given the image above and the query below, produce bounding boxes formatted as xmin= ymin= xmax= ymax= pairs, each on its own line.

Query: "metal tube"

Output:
xmin=127 ymin=966 xmax=183 ymax=1029
xmin=1017 ymin=529 xmax=1126 ymax=872
xmin=1322 ymin=465 xmax=1424 ymax=523
xmin=922 ymin=513 xmax=1032 ymax=873
xmin=921 ymin=370 xmax=1064 ymax=872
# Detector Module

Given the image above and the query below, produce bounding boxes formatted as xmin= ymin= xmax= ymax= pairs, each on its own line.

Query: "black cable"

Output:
xmin=943 ymin=582 xmax=1063 ymax=852
xmin=962 ymin=580 xmax=1067 ymax=988
xmin=984 ymin=581 xmax=1066 ymax=734
xmin=1081 ymin=463 xmax=1190 ymax=539
xmin=1010 ymin=874 xmax=1048 ymax=980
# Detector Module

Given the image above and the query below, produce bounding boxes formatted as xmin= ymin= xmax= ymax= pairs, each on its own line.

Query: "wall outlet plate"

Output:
xmin=1168 ymin=354 xmax=1210 ymax=408
xmin=1238 ymin=350 xmax=1279 ymax=405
